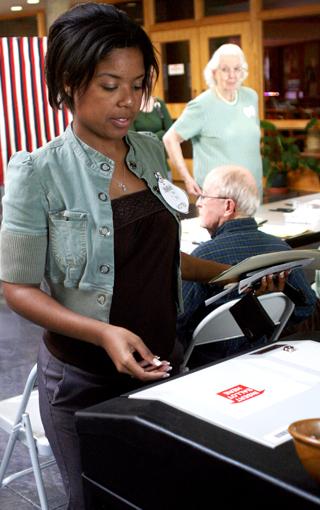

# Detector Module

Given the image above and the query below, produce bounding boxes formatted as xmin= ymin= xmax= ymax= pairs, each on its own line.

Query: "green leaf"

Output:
xmin=305 ymin=117 xmax=318 ymax=131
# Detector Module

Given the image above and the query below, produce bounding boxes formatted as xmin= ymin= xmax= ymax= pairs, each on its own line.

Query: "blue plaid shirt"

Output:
xmin=178 ymin=217 xmax=317 ymax=350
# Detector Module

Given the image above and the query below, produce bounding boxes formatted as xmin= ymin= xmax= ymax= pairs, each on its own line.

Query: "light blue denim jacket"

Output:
xmin=0 ymin=125 xmax=183 ymax=322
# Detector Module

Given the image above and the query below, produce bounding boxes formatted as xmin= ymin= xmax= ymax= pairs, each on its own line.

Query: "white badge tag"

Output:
xmin=155 ymin=173 xmax=189 ymax=214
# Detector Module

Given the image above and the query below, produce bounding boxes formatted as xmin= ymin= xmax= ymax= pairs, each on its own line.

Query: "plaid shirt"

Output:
xmin=178 ymin=217 xmax=317 ymax=349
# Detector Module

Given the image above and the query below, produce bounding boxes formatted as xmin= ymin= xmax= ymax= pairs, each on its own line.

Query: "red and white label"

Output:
xmin=217 ymin=384 xmax=265 ymax=404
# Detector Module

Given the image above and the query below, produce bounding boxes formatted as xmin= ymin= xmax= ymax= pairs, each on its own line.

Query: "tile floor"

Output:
xmin=0 ymin=284 xmax=67 ymax=510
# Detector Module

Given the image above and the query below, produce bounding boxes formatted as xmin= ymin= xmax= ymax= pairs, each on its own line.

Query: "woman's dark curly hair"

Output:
xmin=45 ymin=2 xmax=159 ymax=112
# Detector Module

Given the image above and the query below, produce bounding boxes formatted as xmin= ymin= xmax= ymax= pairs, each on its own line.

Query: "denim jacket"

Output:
xmin=0 ymin=125 xmax=183 ymax=322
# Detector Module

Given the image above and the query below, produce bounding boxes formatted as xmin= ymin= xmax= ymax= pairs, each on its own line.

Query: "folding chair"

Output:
xmin=0 ymin=364 xmax=56 ymax=510
xmin=181 ymin=292 xmax=295 ymax=371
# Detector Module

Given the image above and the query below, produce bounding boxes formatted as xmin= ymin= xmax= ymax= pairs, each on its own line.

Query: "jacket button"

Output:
xmin=97 ymin=294 xmax=106 ymax=305
xmin=129 ymin=161 xmax=137 ymax=169
xmin=99 ymin=264 xmax=110 ymax=274
xmin=98 ymin=192 xmax=108 ymax=202
xmin=153 ymin=186 xmax=159 ymax=192
xmin=100 ymin=162 xmax=111 ymax=172
xmin=99 ymin=226 xmax=110 ymax=237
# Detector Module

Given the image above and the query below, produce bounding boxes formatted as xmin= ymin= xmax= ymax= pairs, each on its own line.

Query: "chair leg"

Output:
xmin=0 ymin=426 xmax=20 ymax=486
xmin=23 ymin=413 xmax=49 ymax=510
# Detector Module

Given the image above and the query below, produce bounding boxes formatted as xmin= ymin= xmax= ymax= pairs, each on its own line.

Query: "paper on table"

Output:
xmin=258 ymin=223 xmax=310 ymax=238
xmin=130 ymin=340 xmax=320 ymax=448
xmin=181 ymin=217 xmax=210 ymax=243
xmin=209 ymin=249 xmax=320 ymax=284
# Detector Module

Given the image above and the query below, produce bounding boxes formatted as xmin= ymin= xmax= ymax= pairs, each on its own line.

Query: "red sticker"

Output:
xmin=217 ymin=384 xmax=265 ymax=404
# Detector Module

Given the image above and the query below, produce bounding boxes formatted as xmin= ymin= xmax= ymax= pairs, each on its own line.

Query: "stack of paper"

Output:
xmin=284 ymin=202 xmax=320 ymax=231
xmin=258 ymin=223 xmax=310 ymax=238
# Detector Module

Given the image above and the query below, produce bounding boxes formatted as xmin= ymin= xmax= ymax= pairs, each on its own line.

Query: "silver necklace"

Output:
xmin=113 ymin=163 xmax=127 ymax=192
xmin=116 ymin=180 xmax=127 ymax=192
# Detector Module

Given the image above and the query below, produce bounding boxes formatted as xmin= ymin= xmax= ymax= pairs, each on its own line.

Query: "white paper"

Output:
xmin=130 ymin=340 xmax=320 ymax=448
xmin=258 ymin=223 xmax=310 ymax=238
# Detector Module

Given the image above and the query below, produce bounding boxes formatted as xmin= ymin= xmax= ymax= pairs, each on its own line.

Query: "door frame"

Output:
xmin=151 ymin=27 xmax=202 ymax=119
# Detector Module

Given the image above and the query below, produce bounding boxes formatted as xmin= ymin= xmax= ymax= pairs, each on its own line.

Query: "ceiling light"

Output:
xmin=27 ymin=0 xmax=40 ymax=4
xmin=11 ymin=5 xmax=23 ymax=11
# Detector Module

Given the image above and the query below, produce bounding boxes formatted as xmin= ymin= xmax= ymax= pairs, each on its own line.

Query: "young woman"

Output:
xmin=0 ymin=4 xmax=229 ymax=508
xmin=0 ymin=4 xmax=282 ymax=508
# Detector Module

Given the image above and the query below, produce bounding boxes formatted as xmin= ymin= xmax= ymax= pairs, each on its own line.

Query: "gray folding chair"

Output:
xmin=181 ymin=292 xmax=295 ymax=371
xmin=0 ymin=364 xmax=56 ymax=510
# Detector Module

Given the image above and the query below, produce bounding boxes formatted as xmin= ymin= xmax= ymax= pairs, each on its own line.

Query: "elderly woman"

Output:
xmin=163 ymin=43 xmax=263 ymax=197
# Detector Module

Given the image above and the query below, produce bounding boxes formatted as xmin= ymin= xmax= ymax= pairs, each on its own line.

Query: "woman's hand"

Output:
xmin=184 ymin=175 xmax=202 ymax=196
xmin=98 ymin=324 xmax=172 ymax=381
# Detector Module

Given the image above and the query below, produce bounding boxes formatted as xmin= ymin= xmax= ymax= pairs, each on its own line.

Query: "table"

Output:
xmin=76 ymin=340 xmax=320 ymax=510
xmin=181 ymin=192 xmax=320 ymax=254
xmin=256 ymin=192 xmax=320 ymax=249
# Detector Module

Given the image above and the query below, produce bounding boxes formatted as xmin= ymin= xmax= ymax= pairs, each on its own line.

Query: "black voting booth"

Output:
xmin=75 ymin=394 xmax=320 ymax=510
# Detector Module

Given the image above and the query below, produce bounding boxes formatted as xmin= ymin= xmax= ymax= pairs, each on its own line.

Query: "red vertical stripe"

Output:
xmin=18 ymin=38 xmax=32 ymax=151
xmin=29 ymin=37 xmax=43 ymax=147
xmin=39 ymin=37 xmax=52 ymax=142
xmin=0 ymin=40 xmax=12 ymax=161
xmin=8 ymin=38 xmax=22 ymax=150
xmin=0 ymin=36 xmax=73 ymax=181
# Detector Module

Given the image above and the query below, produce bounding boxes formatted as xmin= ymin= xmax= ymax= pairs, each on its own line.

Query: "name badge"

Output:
xmin=155 ymin=172 xmax=189 ymax=214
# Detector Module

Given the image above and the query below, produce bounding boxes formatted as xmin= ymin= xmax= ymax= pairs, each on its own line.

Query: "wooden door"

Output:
xmin=151 ymin=28 xmax=201 ymax=120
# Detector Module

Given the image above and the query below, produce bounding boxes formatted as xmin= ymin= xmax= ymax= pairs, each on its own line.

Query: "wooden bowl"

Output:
xmin=288 ymin=418 xmax=320 ymax=483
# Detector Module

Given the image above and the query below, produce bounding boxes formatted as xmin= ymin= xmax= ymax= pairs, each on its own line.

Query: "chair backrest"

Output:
xmin=181 ymin=292 xmax=294 ymax=370
xmin=0 ymin=364 xmax=55 ymax=509
xmin=0 ymin=364 xmax=51 ymax=456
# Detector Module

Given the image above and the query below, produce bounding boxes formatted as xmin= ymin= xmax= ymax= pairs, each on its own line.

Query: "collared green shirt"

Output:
xmin=0 ymin=125 xmax=183 ymax=322
xmin=173 ymin=87 xmax=263 ymax=196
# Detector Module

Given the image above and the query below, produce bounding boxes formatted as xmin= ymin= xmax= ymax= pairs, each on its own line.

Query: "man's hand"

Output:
xmin=251 ymin=271 xmax=287 ymax=296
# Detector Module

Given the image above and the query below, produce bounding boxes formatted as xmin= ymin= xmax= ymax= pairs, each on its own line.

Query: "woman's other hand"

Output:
xmin=184 ymin=175 xmax=202 ymax=196
xmin=99 ymin=324 xmax=172 ymax=381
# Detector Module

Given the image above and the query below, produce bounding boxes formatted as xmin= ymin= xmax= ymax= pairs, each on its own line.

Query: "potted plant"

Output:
xmin=260 ymin=118 xmax=320 ymax=193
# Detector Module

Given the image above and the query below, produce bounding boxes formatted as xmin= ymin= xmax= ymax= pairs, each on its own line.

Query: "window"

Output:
xmin=161 ymin=41 xmax=191 ymax=103
xmin=0 ymin=16 xmax=38 ymax=36
xmin=155 ymin=0 xmax=194 ymax=22
xmin=263 ymin=16 xmax=320 ymax=119
xmin=204 ymin=0 xmax=249 ymax=16
xmin=114 ymin=1 xmax=143 ymax=25
xmin=263 ymin=0 xmax=320 ymax=9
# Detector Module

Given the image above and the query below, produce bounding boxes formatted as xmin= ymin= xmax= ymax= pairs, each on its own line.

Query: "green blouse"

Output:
xmin=131 ymin=98 xmax=173 ymax=177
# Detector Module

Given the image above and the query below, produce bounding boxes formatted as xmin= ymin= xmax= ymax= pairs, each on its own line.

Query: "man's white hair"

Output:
xmin=203 ymin=165 xmax=260 ymax=216
xmin=203 ymin=43 xmax=248 ymax=89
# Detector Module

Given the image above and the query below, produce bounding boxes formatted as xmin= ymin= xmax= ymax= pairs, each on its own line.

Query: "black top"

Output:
xmin=44 ymin=189 xmax=179 ymax=375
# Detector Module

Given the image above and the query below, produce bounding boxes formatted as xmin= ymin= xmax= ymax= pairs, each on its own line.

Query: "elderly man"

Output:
xmin=177 ymin=165 xmax=317 ymax=365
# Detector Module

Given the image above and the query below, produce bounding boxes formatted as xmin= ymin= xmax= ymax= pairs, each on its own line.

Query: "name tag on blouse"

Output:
xmin=243 ymin=105 xmax=256 ymax=118
xmin=155 ymin=172 xmax=189 ymax=214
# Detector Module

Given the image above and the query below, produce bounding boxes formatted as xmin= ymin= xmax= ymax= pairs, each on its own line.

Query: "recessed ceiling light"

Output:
xmin=11 ymin=5 xmax=23 ymax=11
xmin=27 ymin=0 xmax=40 ymax=4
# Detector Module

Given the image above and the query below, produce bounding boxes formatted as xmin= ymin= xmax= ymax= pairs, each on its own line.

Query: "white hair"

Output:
xmin=203 ymin=165 xmax=260 ymax=216
xmin=203 ymin=43 xmax=249 ymax=89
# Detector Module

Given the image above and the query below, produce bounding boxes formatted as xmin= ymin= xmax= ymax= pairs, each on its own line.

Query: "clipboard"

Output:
xmin=209 ymin=249 xmax=320 ymax=284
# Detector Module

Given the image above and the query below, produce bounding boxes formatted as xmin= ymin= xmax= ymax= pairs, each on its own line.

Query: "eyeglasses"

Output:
xmin=197 ymin=194 xmax=228 ymax=202
xmin=218 ymin=66 xmax=244 ymax=77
